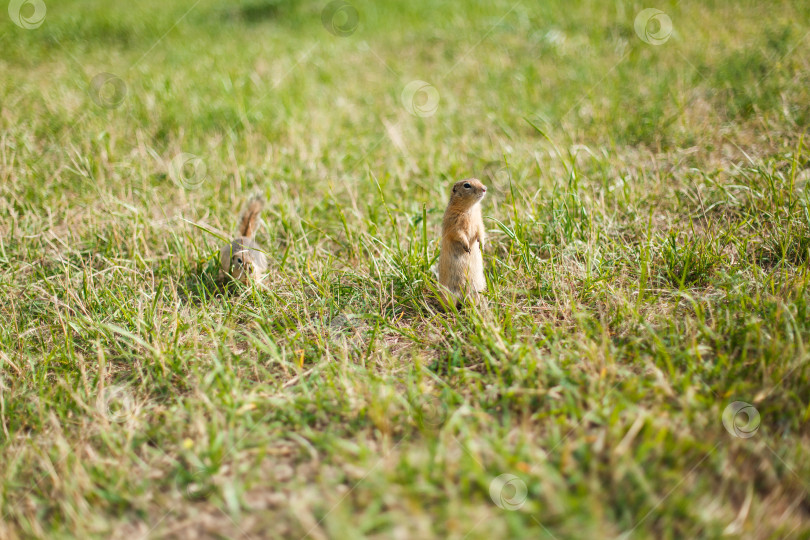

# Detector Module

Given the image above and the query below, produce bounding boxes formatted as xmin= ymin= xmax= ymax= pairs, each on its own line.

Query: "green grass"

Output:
xmin=2 ymin=0 xmax=810 ymax=538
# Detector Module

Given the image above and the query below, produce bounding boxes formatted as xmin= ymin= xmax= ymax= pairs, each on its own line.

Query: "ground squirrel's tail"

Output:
xmin=237 ymin=195 xmax=263 ymax=238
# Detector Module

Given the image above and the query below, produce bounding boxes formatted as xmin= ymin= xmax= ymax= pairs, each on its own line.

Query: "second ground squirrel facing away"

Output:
xmin=218 ymin=196 xmax=268 ymax=284
xmin=438 ymin=178 xmax=488 ymax=306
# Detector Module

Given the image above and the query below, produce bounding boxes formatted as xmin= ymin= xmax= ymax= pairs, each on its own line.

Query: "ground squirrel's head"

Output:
xmin=230 ymin=250 xmax=257 ymax=284
xmin=450 ymin=178 xmax=487 ymax=207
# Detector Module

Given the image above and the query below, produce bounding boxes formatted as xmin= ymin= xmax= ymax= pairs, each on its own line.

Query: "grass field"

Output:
xmin=2 ymin=0 xmax=810 ymax=538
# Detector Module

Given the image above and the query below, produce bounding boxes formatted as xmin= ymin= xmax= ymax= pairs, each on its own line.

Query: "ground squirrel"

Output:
xmin=438 ymin=178 xmax=488 ymax=306
xmin=218 ymin=196 xmax=268 ymax=284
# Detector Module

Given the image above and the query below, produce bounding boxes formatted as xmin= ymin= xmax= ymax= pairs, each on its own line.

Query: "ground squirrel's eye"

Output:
xmin=463 ymin=182 xmax=471 ymax=189
xmin=237 ymin=257 xmax=242 ymax=264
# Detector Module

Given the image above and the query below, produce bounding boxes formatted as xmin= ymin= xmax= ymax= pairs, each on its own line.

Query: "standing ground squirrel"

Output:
xmin=438 ymin=178 xmax=488 ymax=306
xmin=218 ymin=196 xmax=268 ymax=284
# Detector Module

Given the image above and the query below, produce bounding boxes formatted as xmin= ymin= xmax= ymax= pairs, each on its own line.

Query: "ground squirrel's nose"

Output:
xmin=482 ymin=186 xmax=487 ymax=192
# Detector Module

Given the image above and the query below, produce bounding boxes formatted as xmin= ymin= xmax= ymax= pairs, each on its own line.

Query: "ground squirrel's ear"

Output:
xmin=452 ymin=186 xmax=457 ymax=193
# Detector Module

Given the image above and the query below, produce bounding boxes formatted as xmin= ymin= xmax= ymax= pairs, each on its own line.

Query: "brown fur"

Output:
xmin=438 ymin=178 xmax=487 ymax=306
xmin=238 ymin=196 xmax=263 ymax=238
xmin=219 ymin=196 xmax=268 ymax=284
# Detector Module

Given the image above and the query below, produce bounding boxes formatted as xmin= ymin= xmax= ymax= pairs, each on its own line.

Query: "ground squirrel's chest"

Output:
xmin=445 ymin=206 xmax=481 ymax=234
